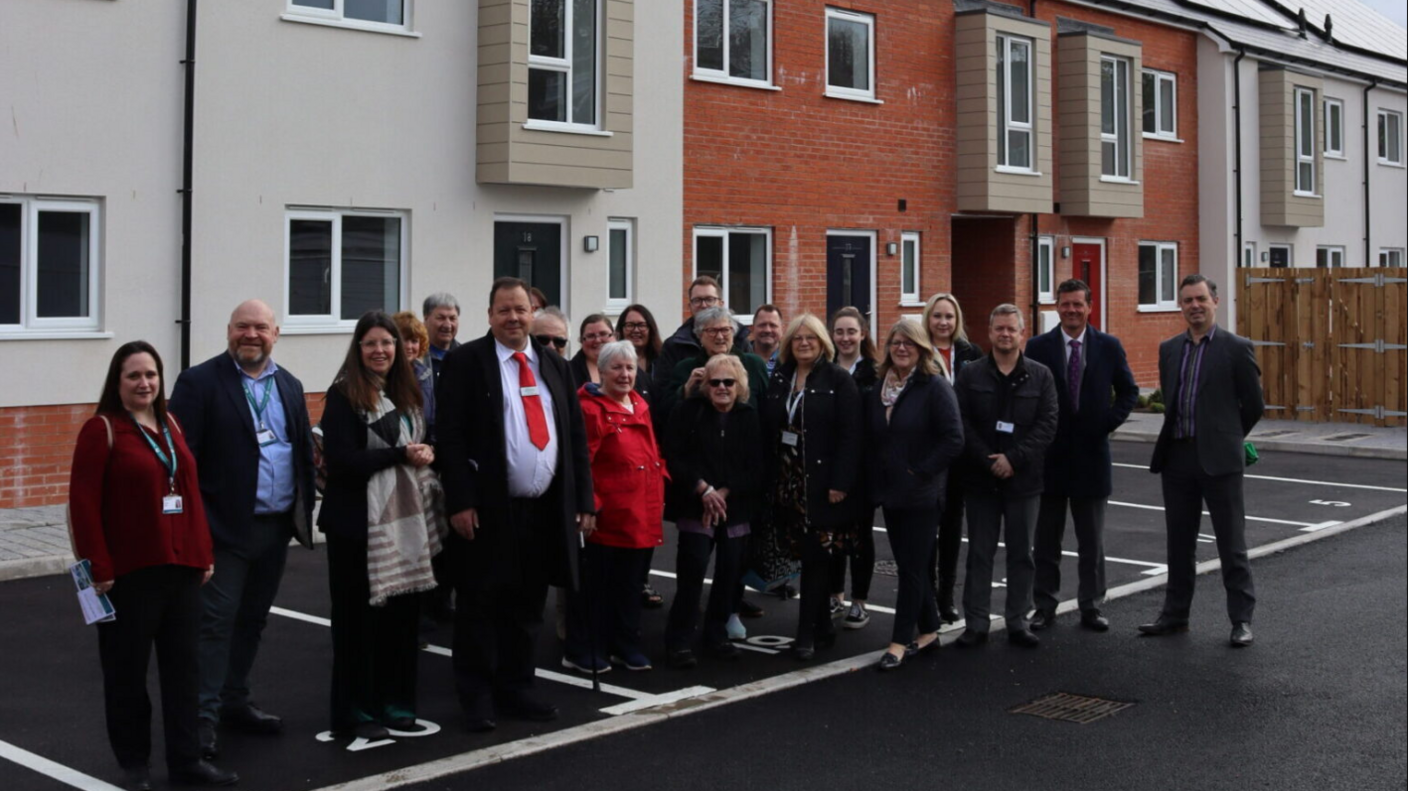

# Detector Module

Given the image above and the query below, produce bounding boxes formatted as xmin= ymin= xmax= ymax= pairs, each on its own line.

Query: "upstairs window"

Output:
xmin=1142 ymin=69 xmax=1176 ymax=139
xmin=1379 ymin=110 xmax=1404 ymax=166
xmin=1100 ymin=56 xmax=1132 ymax=179
xmin=1294 ymin=87 xmax=1316 ymax=194
xmin=286 ymin=0 xmax=410 ymax=31
xmin=0 ymin=196 xmax=101 ymax=334
xmin=997 ymin=34 xmax=1034 ymax=171
xmin=695 ymin=0 xmax=771 ymax=86
xmin=1324 ymin=98 xmax=1344 ymax=158
xmin=825 ymin=8 xmax=876 ymax=101
xmin=529 ymin=0 xmax=599 ymax=128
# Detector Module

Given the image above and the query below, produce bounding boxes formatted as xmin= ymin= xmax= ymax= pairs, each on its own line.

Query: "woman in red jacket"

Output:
xmin=68 ymin=341 xmax=236 ymax=790
xmin=564 ymin=340 xmax=667 ymax=673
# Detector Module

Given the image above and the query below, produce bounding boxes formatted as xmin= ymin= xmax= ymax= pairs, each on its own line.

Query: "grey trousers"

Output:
xmin=963 ymin=492 xmax=1039 ymax=633
xmin=1033 ymin=495 xmax=1108 ymax=613
xmin=1160 ymin=441 xmax=1256 ymax=624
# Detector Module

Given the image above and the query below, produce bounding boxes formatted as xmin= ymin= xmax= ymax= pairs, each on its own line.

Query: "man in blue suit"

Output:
xmin=169 ymin=299 xmax=316 ymax=760
xmin=1026 ymin=280 xmax=1139 ymax=632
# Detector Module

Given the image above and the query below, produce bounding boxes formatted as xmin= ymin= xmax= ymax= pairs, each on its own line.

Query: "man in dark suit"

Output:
xmin=1141 ymin=274 xmax=1264 ymax=647
xmin=436 ymin=277 xmax=595 ymax=732
xmin=1027 ymin=280 xmax=1139 ymax=633
xmin=168 ymin=299 xmax=316 ymax=759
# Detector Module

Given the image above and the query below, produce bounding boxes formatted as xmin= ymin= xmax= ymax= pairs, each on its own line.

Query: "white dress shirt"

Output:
xmin=495 ymin=339 xmax=559 ymax=498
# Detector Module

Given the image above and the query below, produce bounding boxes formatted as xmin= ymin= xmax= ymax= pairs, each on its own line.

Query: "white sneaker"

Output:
xmin=829 ymin=597 xmax=847 ymax=619
xmin=726 ymin=613 xmax=747 ymax=641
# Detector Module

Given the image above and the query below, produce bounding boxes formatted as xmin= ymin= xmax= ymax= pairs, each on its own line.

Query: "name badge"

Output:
xmin=256 ymin=428 xmax=277 ymax=447
xmin=781 ymin=431 xmax=800 ymax=447
xmin=163 ymin=495 xmax=184 ymax=514
xmin=996 ymin=421 xmax=1016 ymax=434
xmin=520 ymin=386 xmax=540 ymax=397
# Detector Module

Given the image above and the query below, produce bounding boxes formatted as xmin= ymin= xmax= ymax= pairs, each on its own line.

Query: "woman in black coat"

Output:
xmin=867 ymin=319 xmax=964 ymax=671
xmin=827 ymin=307 xmax=880 ymax=629
xmin=663 ymin=355 xmax=765 ymax=669
xmin=761 ymin=314 xmax=861 ymax=660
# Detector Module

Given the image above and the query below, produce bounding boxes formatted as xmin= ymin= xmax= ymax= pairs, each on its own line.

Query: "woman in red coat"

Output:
xmin=564 ymin=340 xmax=667 ymax=673
xmin=68 ymin=341 xmax=236 ymax=790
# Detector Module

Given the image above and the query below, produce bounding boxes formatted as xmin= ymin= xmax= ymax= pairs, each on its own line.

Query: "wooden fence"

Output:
xmin=1237 ymin=267 xmax=1406 ymax=427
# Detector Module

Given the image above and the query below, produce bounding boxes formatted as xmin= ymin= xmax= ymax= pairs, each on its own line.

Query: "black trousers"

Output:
xmin=326 ymin=532 xmax=421 ymax=731
xmin=565 ymin=543 xmax=652 ymax=661
xmin=1160 ymin=441 xmax=1256 ymax=624
xmin=97 ymin=564 xmax=203 ymax=771
xmin=667 ymin=530 xmax=744 ymax=651
xmin=795 ymin=537 xmax=838 ymax=648
xmin=828 ymin=513 xmax=876 ymax=601
xmin=929 ymin=477 xmax=965 ymax=598
xmin=1033 ymin=495 xmax=1108 ymax=612
xmin=884 ymin=506 xmax=942 ymax=645
xmin=963 ymin=492 xmax=1039 ymax=633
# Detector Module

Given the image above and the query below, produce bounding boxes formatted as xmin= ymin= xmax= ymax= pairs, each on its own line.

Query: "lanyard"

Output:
xmin=242 ymin=377 xmax=275 ymax=429
xmin=786 ymin=373 xmax=806 ymax=424
xmin=131 ymin=413 xmax=178 ymax=492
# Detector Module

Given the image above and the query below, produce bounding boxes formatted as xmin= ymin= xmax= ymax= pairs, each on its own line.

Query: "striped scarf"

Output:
xmin=364 ymin=393 xmax=447 ymax=607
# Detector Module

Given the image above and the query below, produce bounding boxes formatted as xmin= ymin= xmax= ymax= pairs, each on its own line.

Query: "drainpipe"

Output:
xmin=1232 ymin=48 xmax=1245 ymax=272
xmin=1363 ymin=80 xmax=1378 ymax=266
xmin=178 ymin=0 xmax=198 ymax=371
xmin=1030 ymin=213 xmax=1041 ymax=332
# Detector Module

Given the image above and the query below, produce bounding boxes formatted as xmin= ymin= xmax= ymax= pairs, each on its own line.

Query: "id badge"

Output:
xmin=163 ymin=495 xmax=184 ymax=514
xmin=256 ymin=428 xmax=277 ymax=447
xmin=520 ymin=386 xmax=540 ymax=397
xmin=996 ymin=421 xmax=1016 ymax=434
xmin=781 ymin=431 xmax=800 ymax=447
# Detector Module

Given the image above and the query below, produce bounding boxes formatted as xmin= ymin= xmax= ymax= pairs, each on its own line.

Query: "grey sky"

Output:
xmin=1358 ymin=0 xmax=1407 ymax=29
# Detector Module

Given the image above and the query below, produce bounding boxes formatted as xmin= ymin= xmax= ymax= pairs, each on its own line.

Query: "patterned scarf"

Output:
xmin=364 ymin=393 xmax=448 ymax=607
xmin=880 ymin=368 xmax=913 ymax=409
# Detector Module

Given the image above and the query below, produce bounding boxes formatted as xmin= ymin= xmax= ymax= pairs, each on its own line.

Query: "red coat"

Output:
xmin=578 ymin=385 xmax=667 ymax=549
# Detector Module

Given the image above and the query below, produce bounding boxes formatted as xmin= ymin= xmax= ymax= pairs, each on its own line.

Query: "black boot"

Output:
xmin=936 ymin=579 xmax=960 ymax=623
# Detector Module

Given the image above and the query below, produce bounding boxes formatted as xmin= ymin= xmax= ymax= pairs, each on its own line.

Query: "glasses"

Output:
xmin=582 ymin=331 xmax=615 ymax=343
xmin=534 ymin=334 xmax=568 ymax=349
xmin=689 ymin=296 xmax=721 ymax=307
xmin=702 ymin=327 xmax=733 ymax=337
xmin=793 ymin=335 xmax=819 ymax=345
xmin=360 ymin=339 xmax=396 ymax=349
xmin=889 ymin=339 xmax=918 ymax=350
xmin=708 ymin=379 xmax=737 ymax=388
xmin=622 ymin=322 xmax=650 ymax=332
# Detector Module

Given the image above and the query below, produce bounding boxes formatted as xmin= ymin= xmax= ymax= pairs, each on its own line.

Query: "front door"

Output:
xmin=826 ymin=235 xmax=872 ymax=329
xmin=1072 ymin=241 xmax=1103 ymax=330
xmin=494 ymin=222 xmax=563 ymax=308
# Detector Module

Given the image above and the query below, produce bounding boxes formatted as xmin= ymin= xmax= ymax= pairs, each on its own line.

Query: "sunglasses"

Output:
xmin=534 ymin=334 xmax=568 ymax=349
xmin=708 ymin=378 xmax=737 ymax=388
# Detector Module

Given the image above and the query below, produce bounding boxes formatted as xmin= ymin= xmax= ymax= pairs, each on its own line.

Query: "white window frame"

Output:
xmin=1137 ymin=241 xmax=1179 ymax=311
xmin=1294 ymin=87 xmax=1317 ymax=196
xmin=1316 ymin=245 xmax=1346 ymax=269
xmin=1142 ymin=68 xmax=1178 ymax=141
xmin=997 ymin=34 xmax=1035 ymax=172
xmin=1037 ymin=235 xmax=1056 ymax=304
xmin=282 ymin=0 xmax=417 ymax=37
xmin=1324 ymin=97 xmax=1345 ymax=159
xmin=605 ymin=218 xmax=634 ymax=313
xmin=1380 ymin=248 xmax=1405 ymax=268
xmin=692 ymin=226 xmax=773 ymax=323
xmin=527 ymin=0 xmax=604 ymax=133
xmin=900 ymin=231 xmax=922 ymax=306
xmin=283 ymin=207 xmax=408 ymax=333
xmin=0 ymin=195 xmax=103 ymax=337
xmin=1242 ymin=241 xmax=1257 ymax=269
xmin=692 ymin=0 xmax=776 ymax=90
xmin=1378 ymin=109 xmax=1404 ymax=167
xmin=1100 ymin=55 xmax=1133 ymax=181
xmin=1268 ymin=243 xmax=1294 ymax=268
xmin=824 ymin=8 xmax=878 ymax=103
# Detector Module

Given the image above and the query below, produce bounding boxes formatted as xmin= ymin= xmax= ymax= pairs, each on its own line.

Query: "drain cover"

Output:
xmin=1011 ymin=693 xmax=1134 ymax=725
xmin=1321 ymin=433 xmax=1371 ymax=443
xmin=873 ymin=560 xmax=898 ymax=577
xmin=1251 ymin=430 xmax=1298 ymax=439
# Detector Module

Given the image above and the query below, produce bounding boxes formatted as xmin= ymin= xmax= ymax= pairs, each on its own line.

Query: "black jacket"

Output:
xmin=954 ymin=354 xmax=1059 ymax=498
xmin=943 ymin=337 xmax=984 ymax=381
xmin=315 ymin=387 xmax=410 ymax=539
xmin=652 ymin=318 xmax=751 ymax=405
xmin=1150 ymin=327 xmax=1264 ymax=477
xmin=663 ymin=398 xmax=765 ymax=527
xmin=845 ymin=357 xmax=879 ymax=394
xmin=865 ymin=371 xmax=965 ymax=510
xmin=761 ymin=361 xmax=862 ymax=529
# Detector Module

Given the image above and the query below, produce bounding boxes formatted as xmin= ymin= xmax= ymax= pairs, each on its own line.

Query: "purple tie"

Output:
xmin=1068 ymin=340 xmax=1082 ymax=408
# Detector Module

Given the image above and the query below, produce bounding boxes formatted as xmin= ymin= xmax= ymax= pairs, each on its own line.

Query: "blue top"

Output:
xmin=236 ymin=357 xmax=296 ymax=515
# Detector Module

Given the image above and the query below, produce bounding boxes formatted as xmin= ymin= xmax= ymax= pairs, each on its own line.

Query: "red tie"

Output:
xmin=513 ymin=352 xmax=550 ymax=450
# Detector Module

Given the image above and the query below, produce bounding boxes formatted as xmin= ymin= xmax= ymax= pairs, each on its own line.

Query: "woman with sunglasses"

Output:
xmin=867 ymin=320 xmax=964 ymax=671
xmin=569 ymin=313 xmax=617 ymax=387
xmin=761 ymin=314 xmax=861 ymax=660
xmin=662 ymin=355 xmax=764 ymax=669
xmin=827 ymin=307 xmax=880 ymax=629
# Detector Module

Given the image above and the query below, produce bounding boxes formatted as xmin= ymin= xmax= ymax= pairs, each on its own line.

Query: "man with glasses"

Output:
xmin=532 ymin=307 xmax=571 ymax=358
xmin=652 ymin=277 xmax=751 ymax=416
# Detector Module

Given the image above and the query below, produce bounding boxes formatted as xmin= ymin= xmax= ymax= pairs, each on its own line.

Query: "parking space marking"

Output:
xmin=0 ymin=738 xmax=121 ymax=791
xmin=1107 ymin=500 xmax=1328 ymax=528
xmin=646 ymin=569 xmax=901 ymax=616
xmin=1111 ymin=462 xmax=1408 ymax=493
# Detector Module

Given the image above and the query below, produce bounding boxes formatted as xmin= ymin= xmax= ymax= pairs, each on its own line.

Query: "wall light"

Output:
xmin=886 ymin=242 xmax=899 ymax=256
xmin=583 ymin=235 xmax=600 ymax=253
xmin=1061 ymin=246 xmax=1071 ymax=259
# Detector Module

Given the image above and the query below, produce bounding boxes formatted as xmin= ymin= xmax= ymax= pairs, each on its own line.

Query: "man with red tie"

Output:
xmin=436 ymin=277 xmax=595 ymax=733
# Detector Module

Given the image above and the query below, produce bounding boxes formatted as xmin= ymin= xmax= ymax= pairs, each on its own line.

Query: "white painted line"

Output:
xmin=1301 ymin=520 xmax=1347 ymax=533
xmin=0 ymin=738 xmax=122 ymax=791
xmin=1112 ymin=462 xmax=1408 ymax=493
xmin=647 ymin=568 xmax=899 ymax=615
xmin=879 ymin=529 xmax=1171 ymax=574
xmin=599 ymin=686 xmax=718 ymax=716
xmin=1108 ymin=500 xmax=1322 ymax=528
xmin=270 ymin=605 xmax=330 ymax=627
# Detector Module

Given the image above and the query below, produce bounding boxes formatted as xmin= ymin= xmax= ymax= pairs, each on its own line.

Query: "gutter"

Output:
xmin=178 ymin=0 xmax=198 ymax=371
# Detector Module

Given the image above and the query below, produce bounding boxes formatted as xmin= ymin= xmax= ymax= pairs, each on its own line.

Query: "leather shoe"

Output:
xmin=1138 ymin=616 xmax=1190 ymax=636
xmin=1030 ymin=608 xmax=1057 ymax=631
xmin=904 ymin=636 xmax=940 ymax=658
xmin=220 ymin=703 xmax=282 ymax=735
xmin=169 ymin=760 xmax=238 ymax=787
xmin=121 ymin=765 xmax=152 ymax=791
xmin=495 ymin=691 xmax=559 ymax=722
xmin=1008 ymin=628 xmax=1041 ymax=648
xmin=876 ymin=651 xmax=904 ymax=671
xmin=937 ymin=589 xmax=960 ymax=623
xmin=955 ymin=629 xmax=988 ymax=648
xmin=1081 ymin=610 xmax=1111 ymax=632
xmin=197 ymin=721 xmax=218 ymax=761
xmin=1229 ymin=622 xmax=1254 ymax=647
xmin=667 ymin=648 xmax=698 ymax=669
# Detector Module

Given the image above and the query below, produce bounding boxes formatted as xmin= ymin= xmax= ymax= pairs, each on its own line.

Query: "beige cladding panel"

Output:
xmin=1259 ymin=68 xmax=1325 ymax=227
xmin=1058 ymin=33 xmax=1143 ymax=218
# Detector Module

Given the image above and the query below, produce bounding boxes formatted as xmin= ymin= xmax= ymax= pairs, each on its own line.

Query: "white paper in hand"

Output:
xmin=69 ymin=560 xmax=116 ymax=625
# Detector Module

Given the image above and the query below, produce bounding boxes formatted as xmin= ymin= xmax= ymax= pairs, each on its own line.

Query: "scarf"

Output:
xmin=880 ymin=368 xmax=912 ymax=409
xmin=363 ymin=393 xmax=448 ymax=606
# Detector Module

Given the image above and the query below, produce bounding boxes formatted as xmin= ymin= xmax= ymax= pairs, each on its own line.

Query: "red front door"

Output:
xmin=1073 ymin=242 xmax=1103 ymax=330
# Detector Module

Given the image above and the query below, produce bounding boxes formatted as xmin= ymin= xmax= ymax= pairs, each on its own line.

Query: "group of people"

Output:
xmin=67 ymin=268 xmax=1264 ymax=790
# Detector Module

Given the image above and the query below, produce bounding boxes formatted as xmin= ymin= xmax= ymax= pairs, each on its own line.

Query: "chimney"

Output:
xmin=1297 ymin=8 xmax=1308 ymax=39
xmin=1323 ymin=13 xmax=1334 ymax=42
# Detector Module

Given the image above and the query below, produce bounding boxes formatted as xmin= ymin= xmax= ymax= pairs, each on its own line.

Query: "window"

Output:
xmin=694 ymin=227 xmax=771 ymax=316
xmin=285 ymin=209 xmax=404 ymax=329
xmin=286 ymin=0 xmax=409 ymax=30
xmin=825 ymin=8 xmax=875 ymax=101
xmin=900 ymin=232 xmax=921 ymax=305
xmin=1381 ymin=248 xmax=1405 ymax=268
xmin=529 ymin=0 xmax=599 ymax=128
xmin=1324 ymin=98 xmax=1344 ymax=158
xmin=0 ymin=196 xmax=101 ymax=334
xmin=1037 ymin=236 xmax=1055 ymax=303
xmin=1137 ymin=241 xmax=1178 ymax=310
xmin=1242 ymin=241 xmax=1257 ymax=269
xmin=1379 ymin=110 xmax=1404 ymax=166
xmin=997 ymin=34 xmax=1034 ymax=171
xmin=1100 ymin=56 xmax=1132 ymax=179
xmin=695 ymin=0 xmax=771 ymax=86
xmin=606 ymin=219 xmax=634 ymax=311
xmin=1294 ymin=87 xmax=1316 ymax=194
xmin=1142 ymin=69 xmax=1177 ymax=139
xmin=1268 ymin=243 xmax=1292 ymax=268
xmin=1316 ymin=246 xmax=1346 ymax=268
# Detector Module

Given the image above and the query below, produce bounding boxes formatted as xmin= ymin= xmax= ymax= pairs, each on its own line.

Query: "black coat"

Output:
xmin=943 ymin=337 xmax=984 ymax=381
xmin=865 ymin=370 xmax=965 ymax=510
xmin=1150 ymin=327 xmax=1264 ymax=477
xmin=761 ymin=361 xmax=862 ymax=529
xmin=651 ymin=318 xmax=750 ymax=426
xmin=435 ymin=333 xmax=595 ymax=590
xmin=168 ymin=354 xmax=316 ymax=549
xmin=314 ymin=387 xmax=410 ymax=539
xmin=1025 ymin=327 xmax=1140 ymax=499
xmin=846 ymin=357 xmax=879 ymax=394
xmin=663 ymin=398 xmax=765 ymax=526
xmin=954 ymin=354 xmax=1059 ymax=498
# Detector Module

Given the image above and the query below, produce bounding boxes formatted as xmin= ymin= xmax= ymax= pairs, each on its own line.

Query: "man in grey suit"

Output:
xmin=1140 ymin=275 xmax=1264 ymax=647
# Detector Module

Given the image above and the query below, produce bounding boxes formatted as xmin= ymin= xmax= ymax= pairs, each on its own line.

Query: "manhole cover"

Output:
xmin=1321 ymin=433 xmax=1371 ymax=443
xmin=873 ymin=560 xmax=898 ymax=577
xmin=1010 ymin=693 xmax=1134 ymax=725
xmin=1251 ymin=430 xmax=1298 ymax=439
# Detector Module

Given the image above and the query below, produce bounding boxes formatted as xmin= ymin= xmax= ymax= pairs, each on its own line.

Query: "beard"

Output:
xmin=233 ymin=344 xmax=268 ymax=370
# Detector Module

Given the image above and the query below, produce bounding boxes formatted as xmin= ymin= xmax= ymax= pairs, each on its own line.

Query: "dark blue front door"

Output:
xmin=826 ymin=234 xmax=872 ymax=328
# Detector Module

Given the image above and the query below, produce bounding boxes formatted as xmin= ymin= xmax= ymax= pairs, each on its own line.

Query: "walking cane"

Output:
xmin=580 ymin=532 xmax=602 ymax=694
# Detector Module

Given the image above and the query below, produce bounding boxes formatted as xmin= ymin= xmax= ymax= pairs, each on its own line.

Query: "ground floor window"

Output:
xmin=694 ymin=227 xmax=771 ymax=317
xmin=286 ymin=208 xmax=404 ymax=329
xmin=1138 ymin=241 xmax=1178 ymax=310
xmin=0 ymin=196 xmax=101 ymax=333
